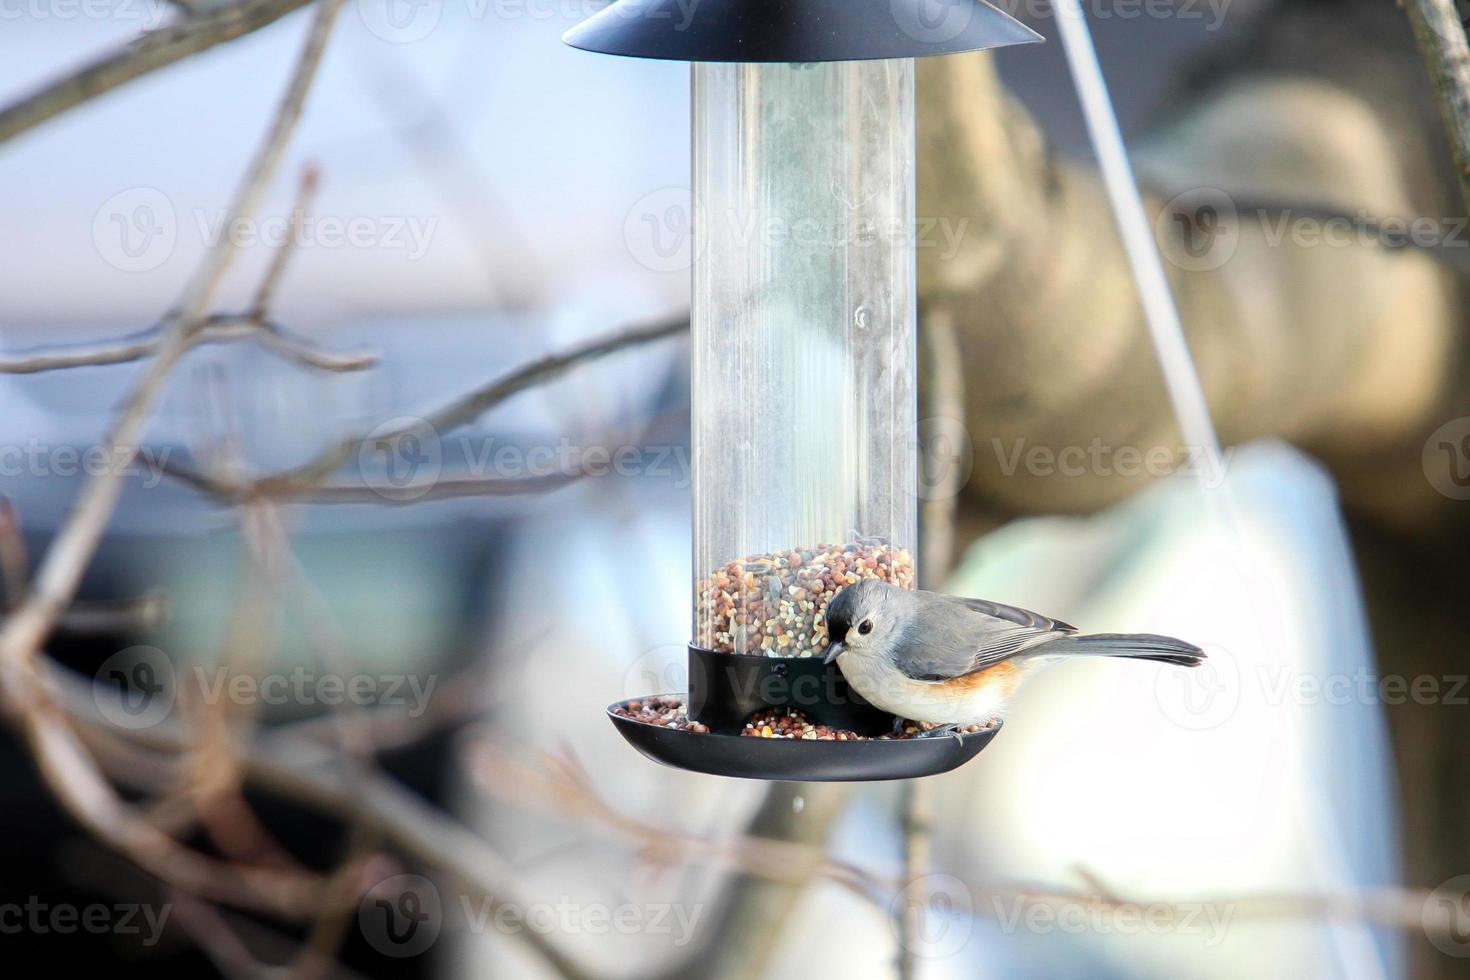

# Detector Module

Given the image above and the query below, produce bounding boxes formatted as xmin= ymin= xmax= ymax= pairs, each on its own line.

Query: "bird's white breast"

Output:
xmin=836 ymin=652 xmax=1013 ymax=726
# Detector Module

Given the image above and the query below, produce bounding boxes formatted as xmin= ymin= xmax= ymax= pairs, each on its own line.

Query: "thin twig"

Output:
xmin=163 ymin=467 xmax=586 ymax=506
xmin=0 ymin=591 xmax=170 ymax=646
xmin=51 ymin=592 xmax=170 ymax=634
xmin=251 ymin=163 xmax=321 ymax=320
xmin=0 ymin=316 xmax=378 ymax=375
xmin=902 ymin=306 xmax=965 ymax=979
xmin=917 ymin=308 xmax=965 ymax=590
xmin=1406 ymin=0 xmax=1470 ymax=213
xmin=0 ymin=498 xmax=29 ymax=611
xmin=0 ymin=0 xmax=315 ymax=145
xmin=896 ymin=781 xmax=931 ymax=980
xmin=0 ymin=332 xmax=160 ymax=374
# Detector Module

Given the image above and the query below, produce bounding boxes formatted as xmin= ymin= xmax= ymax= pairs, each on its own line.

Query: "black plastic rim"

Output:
xmin=608 ymin=696 xmax=1001 ymax=781
xmin=562 ymin=0 xmax=1042 ymax=63
xmin=687 ymin=645 xmax=893 ymax=734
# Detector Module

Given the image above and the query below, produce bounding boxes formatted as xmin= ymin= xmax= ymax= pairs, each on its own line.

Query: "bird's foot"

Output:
xmin=917 ymin=723 xmax=967 ymax=745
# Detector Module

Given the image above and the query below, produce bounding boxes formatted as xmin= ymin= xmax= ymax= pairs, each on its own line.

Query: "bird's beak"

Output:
xmin=823 ymin=642 xmax=844 ymax=665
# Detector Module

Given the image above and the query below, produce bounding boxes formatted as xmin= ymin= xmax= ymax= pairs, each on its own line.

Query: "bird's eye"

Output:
xmin=858 ymin=619 xmax=874 ymax=636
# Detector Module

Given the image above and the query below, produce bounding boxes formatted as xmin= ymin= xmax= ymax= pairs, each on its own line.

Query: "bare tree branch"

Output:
xmin=1406 ymin=0 xmax=1470 ymax=213
xmin=158 ymin=405 xmax=691 ymax=504
xmin=0 ymin=0 xmax=347 ymax=939
xmin=40 ymin=661 xmax=1470 ymax=958
xmin=896 ymin=780 xmax=931 ymax=980
xmin=0 ymin=0 xmax=314 ymax=145
xmin=250 ymin=162 xmax=321 ymax=320
xmin=162 ymin=464 xmax=586 ymax=506
xmin=0 ymin=498 xmax=29 ymax=610
xmin=0 ymin=332 xmax=161 ymax=374
xmin=0 ymin=0 xmax=343 ymax=673
xmin=51 ymin=592 xmax=170 ymax=634
xmin=0 ymin=315 xmax=377 ymax=376
xmin=156 ymin=315 xmax=690 ymax=502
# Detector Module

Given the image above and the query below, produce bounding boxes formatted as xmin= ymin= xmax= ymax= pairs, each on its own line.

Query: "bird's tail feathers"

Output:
xmin=1031 ymin=633 xmax=1205 ymax=667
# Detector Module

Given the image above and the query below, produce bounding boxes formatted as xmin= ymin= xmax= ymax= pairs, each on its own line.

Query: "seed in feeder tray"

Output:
xmin=696 ymin=542 xmax=915 ymax=657
xmin=612 ymin=698 xmax=996 ymax=740
xmin=738 ymin=706 xmax=994 ymax=740
xmin=611 ymin=696 xmax=709 ymax=734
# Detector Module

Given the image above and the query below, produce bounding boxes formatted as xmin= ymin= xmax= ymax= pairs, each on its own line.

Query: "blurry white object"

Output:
xmin=931 ymin=441 xmax=1400 ymax=979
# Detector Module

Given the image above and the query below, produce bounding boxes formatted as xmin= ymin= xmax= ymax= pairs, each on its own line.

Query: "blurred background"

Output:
xmin=4 ymin=0 xmax=1470 ymax=977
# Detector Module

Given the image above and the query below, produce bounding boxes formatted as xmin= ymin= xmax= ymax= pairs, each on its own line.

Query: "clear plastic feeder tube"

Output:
xmin=691 ymin=60 xmax=918 ymax=658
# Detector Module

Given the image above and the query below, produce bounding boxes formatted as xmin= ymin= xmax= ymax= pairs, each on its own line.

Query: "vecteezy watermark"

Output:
xmin=357 ymin=874 xmax=706 ymax=958
xmin=0 ymin=0 xmax=171 ymax=28
xmin=354 ymin=416 xmax=696 ymax=501
xmin=0 ymin=897 xmax=171 ymax=946
xmin=621 ymin=186 xmax=972 ymax=273
xmin=889 ymin=873 xmax=1234 ymax=956
xmin=889 ymin=874 xmax=974 ymax=959
xmin=92 ymin=187 xmax=438 ymax=273
xmin=355 ymin=416 xmax=947 ymax=503
xmin=195 ymin=210 xmax=437 ymax=260
xmin=1255 ymin=668 xmax=1470 ymax=708
xmin=999 ymin=0 xmax=1233 ymax=29
xmin=359 ymin=875 xmax=442 ymax=958
xmin=358 ymin=417 xmax=444 ymax=502
xmin=1154 ymin=642 xmax=1240 ymax=731
xmin=1156 ymin=188 xmax=1470 ymax=273
xmin=621 ymin=643 xmax=689 ymax=701
xmin=624 ymin=187 xmax=697 ymax=274
xmin=0 ymin=439 xmax=172 ymax=488
xmin=94 ymin=646 xmax=178 ymax=732
xmin=990 ymin=437 xmax=1233 ymax=489
xmin=891 ymin=0 xmax=1233 ymax=48
xmin=93 ymin=187 xmax=177 ymax=274
xmin=92 ymin=646 xmax=440 ymax=731
xmin=1423 ymin=417 xmax=1470 ymax=501
xmin=989 ymin=893 xmax=1234 ymax=946
xmin=889 ymin=0 xmax=976 ymax=46
xmin=356 ymin=0 xmax=701 ymax=43
xmin=1424 ymin=875 xmax=1470 ymax=958
xmin=1156 ymin=188 xmax=1240 ymax=272
xmin=1155 ymin=645 xmax=1470 ymax=732
xmin=914 ymin=416 xmax=974 ymax=502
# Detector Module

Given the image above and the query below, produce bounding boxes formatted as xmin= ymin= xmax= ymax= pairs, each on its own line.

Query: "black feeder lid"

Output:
xmin=562 ymin=0 xmax=1042 ymax=63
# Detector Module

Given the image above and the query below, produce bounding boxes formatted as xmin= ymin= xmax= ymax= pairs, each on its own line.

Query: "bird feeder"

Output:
xmin=569 ymin=0 xmax=1041 ymax=780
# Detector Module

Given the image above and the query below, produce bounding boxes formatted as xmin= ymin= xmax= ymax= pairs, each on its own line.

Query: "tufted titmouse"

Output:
xmin=823 ymin=580 xmax=1204 ymax=734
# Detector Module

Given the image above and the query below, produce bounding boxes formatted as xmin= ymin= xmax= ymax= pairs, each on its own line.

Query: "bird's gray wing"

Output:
xmin=893 ymin=593 xmax=1077 ymax=681
xmin=952 ymin=597 xmax=1078 ymax=634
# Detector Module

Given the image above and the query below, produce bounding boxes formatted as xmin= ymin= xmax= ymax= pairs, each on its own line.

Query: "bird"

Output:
xmin=822 ymin=580 xmax=1204 ymax=735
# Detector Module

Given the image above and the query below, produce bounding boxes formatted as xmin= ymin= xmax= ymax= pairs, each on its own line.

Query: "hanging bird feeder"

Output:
xmin=568 ymin=0 xmax=1041 ymax=780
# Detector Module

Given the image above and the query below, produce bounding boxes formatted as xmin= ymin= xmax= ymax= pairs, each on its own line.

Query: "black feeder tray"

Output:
xmin=607 ymin=647 xmax=1002 ymax=781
